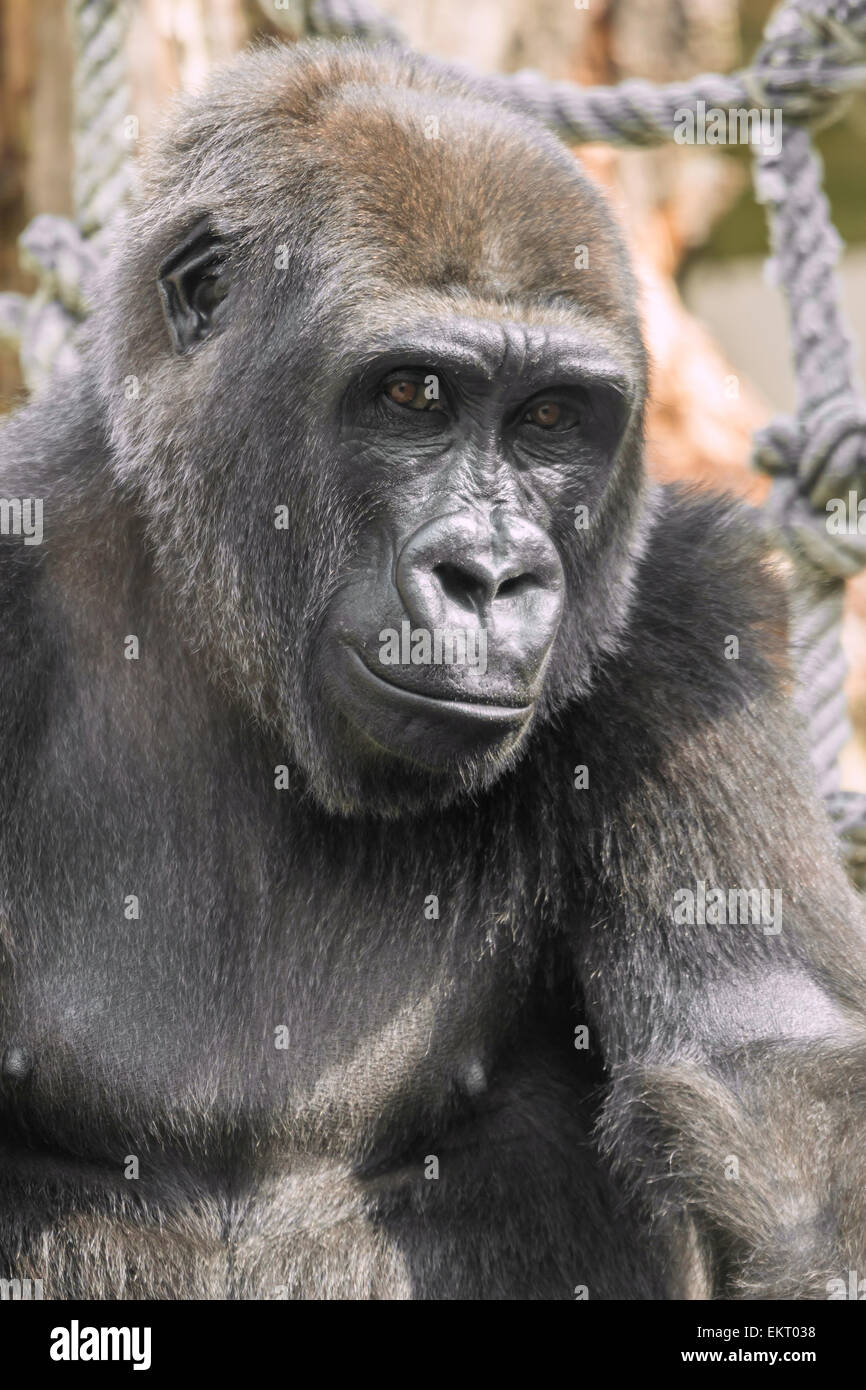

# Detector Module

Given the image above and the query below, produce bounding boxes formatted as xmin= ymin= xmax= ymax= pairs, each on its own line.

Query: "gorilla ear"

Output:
xmin=157 ymin=219 xmax=229 ymax=354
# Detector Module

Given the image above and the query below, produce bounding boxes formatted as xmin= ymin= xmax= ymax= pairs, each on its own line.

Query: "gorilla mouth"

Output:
xmin=348 ymin=648 xmax=533 ymax=720
xmin=325 ymin=644 xmax=535 ymax=771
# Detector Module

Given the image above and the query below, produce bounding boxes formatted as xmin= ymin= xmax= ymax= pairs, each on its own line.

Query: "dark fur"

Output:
xmin=1 ymin=40 xmax=865 ymax=1300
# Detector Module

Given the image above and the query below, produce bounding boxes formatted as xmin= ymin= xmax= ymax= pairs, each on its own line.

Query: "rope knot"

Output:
xmin=747 ymin=0 xmax=866 ymax=128
xmin=754 ymin=396 xmax=866 ymax=496
xmin=799 ymin=396 xmax=866 ymax=500
xmin=758 ymin=475 xmax=866 ymax=582
xmin=754 ymin=394 xmax=866 ymax=578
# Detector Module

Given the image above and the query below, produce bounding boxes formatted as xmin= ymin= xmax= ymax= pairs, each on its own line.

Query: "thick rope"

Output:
xmin=70 ymin=0 xmax=134 ymax=236
xmin=310 ymin=0 xmax=402 ymax=42
xmin=0 ymin=0 xmax=132 ymax=392
xmin=739 ymin=8 xmax=866 ymax=869
xmin=485 ymin=0 xmax=866 ymax=141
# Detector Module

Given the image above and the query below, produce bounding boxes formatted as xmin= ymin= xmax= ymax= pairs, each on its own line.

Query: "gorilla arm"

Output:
xmin=571 ymin=669 xmax=866 ymax=1299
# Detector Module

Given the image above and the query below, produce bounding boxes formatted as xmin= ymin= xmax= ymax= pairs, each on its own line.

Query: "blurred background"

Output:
xmin=1 ymin=0 xmax=865 ymax=767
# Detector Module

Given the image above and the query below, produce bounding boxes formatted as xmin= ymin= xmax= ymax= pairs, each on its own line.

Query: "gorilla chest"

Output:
xmin=1 ymin=887 xmax=581 ymax=1298
xmin=4 ymin=874 xmax=532 ymax=1158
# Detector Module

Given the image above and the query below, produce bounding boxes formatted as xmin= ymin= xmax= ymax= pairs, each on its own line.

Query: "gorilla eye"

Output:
xmin=387 ymin=380 xmax=419 ymax=406
xmin=522 ymin=399 xmax=579 ymax=431
xmin=530 ymin=402 xmax=560 ymax=428
xmin=382 ymin=374 xmax=444 ymax=412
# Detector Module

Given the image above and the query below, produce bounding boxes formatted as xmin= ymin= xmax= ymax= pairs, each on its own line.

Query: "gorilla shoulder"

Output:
xmin=595 ymin=485 xmax=789 ymax=726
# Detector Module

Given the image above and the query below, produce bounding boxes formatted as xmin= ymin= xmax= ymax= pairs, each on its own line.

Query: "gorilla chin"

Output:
xmin=326 ymin=637 xmax=537 ymax=775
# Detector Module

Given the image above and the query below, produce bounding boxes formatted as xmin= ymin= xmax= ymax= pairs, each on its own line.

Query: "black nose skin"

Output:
xmin=395 ymin=509 xmax=564 ymax=685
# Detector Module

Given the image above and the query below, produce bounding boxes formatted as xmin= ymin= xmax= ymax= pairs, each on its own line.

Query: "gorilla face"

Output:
xmin=320 ymin=312 xmax=634 ymax=775
xmin=99 ymin=43 xmax=648 ymax=815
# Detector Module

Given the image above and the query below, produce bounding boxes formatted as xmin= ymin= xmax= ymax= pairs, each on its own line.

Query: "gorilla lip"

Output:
xmin=345 ymin=647 xmax=533 ymax=721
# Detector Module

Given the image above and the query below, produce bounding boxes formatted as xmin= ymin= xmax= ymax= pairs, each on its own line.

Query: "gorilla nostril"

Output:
xmin=433 ymin=562 xmax=487 ymax=612
xmin=495 ymin=573 xmax=536 ymax=600
xmin=432 ymin=561 xmax=540 ymax=612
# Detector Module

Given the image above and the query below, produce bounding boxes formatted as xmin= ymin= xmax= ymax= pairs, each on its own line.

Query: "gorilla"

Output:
xmin=1 ymin=39 xmax=865 ymax=1301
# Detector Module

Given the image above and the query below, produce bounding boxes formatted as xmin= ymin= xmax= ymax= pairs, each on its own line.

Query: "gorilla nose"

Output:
xmin=396 ymin=510 xmax=564 ymax=678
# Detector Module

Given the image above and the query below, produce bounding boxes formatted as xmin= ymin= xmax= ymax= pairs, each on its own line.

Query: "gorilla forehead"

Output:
xmin=304 ymin=88 xmax=627 ymax=313
xmin=139 ymin=41 xmax=634 ymax=328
